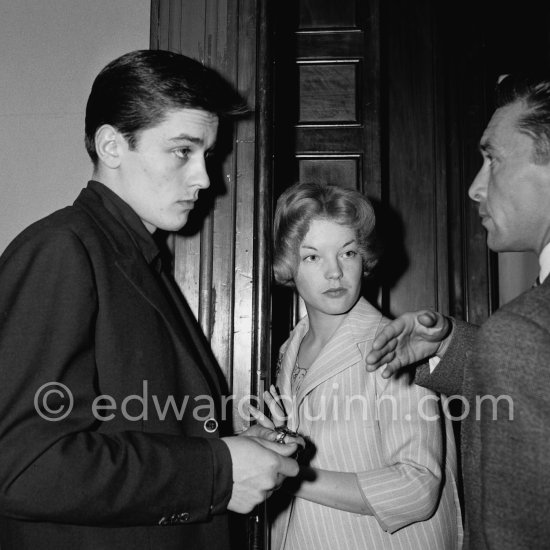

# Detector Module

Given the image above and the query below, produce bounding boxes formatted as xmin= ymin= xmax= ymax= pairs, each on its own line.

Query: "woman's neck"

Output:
xmin=305 ymin=308 xmax=348 ymax=349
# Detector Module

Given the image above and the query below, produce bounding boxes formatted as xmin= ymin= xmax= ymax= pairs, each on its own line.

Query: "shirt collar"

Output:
xmin=539 ymin=242 xmax=550 ymax=284
xmin=87 ymin=180 xmax=162 ymax=271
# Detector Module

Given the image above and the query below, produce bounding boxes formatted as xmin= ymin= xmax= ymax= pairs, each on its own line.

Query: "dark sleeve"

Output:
xmin=0 ymin=228 xmax=232 ymax=526
xmin=209 ymin=439 xmax=233 ymax=515
xmin=477 ymin=311 xmax=550 ymax=547
xmin=414 ymin=319 xmax=478 ymax=396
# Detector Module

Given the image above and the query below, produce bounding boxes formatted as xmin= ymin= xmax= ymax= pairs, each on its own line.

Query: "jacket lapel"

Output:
xmin=159 ymin=270 xmax=226 ymax=396
xmin=75 ymin=187 xmax=223 ymax=396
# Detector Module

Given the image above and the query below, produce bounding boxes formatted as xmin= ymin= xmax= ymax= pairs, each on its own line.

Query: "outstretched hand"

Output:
xmin=365 ymin=310 xmax=452 ymax=378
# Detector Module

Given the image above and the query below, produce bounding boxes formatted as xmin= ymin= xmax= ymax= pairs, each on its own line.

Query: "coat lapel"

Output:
xmin=159 ymin=270 xmax=226 ymax=396
xmin=75 ymin=187 xmax=223 ymax=396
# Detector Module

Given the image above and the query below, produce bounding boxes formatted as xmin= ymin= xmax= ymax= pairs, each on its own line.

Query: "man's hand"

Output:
xmin=365 ymin=310 xmax=452 ymax=378
xmin=221 ymin=435 xmax=299 ymax=514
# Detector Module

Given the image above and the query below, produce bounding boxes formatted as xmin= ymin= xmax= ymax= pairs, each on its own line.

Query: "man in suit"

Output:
xmin=365 ymin=72 xmax=550 ymax=549
xmin=0 ymin=49 xmax=299 ymax=549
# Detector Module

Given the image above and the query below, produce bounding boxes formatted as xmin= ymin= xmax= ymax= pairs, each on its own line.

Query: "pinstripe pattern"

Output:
xmin=270 ymin=298 xmax=463 ymax=549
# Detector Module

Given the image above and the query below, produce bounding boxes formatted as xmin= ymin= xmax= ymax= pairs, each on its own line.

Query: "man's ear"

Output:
xmin=94 ymin=124 xmax=125 ymax=169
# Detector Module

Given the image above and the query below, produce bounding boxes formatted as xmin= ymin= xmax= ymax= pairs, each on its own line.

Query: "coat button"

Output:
xmin=178 ymin=512 xmax=190 ymax=522
xmin=204 ymin=418 xmax=218 ymax=433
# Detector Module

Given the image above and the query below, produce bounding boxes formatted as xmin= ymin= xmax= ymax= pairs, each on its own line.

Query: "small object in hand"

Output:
xmin=275 ymin=426 xmax=299 ymax=444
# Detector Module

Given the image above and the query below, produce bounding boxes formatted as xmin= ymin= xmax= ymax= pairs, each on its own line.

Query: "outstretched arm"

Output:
xmin=365 ymin=310 xmax=453 ymax=378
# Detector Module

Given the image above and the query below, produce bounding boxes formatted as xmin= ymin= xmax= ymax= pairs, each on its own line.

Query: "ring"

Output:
xmin=275 ymin=426 xmax=299 ymax=444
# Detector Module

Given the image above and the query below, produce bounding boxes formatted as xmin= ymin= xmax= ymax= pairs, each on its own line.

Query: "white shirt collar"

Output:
xmin=539 ymin=242 xmax=550 ymax=283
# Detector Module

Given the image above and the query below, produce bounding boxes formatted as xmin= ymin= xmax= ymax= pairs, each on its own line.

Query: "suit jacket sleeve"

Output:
xmin=476 ymin=307 xmax=550 ymax=547
xmin=0 ymin=227 xmax=232 ymax=526
xmin=415 ymin=319 xmax=479 ymax=396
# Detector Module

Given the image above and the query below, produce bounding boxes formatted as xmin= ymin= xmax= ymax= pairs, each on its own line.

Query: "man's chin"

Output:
xmin=486 ymin=233 xmax=503 ymax=252
xmin=482 ymin=222 xmax=504 ymax=252
xmin=159 ymin=215 xmax=190 ymax=233
xmin=486 ymin=232 xmax=517 ymax=253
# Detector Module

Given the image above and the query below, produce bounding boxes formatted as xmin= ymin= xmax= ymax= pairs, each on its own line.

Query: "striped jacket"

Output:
xmin=269 ymin=298 xmax=463 ymax=549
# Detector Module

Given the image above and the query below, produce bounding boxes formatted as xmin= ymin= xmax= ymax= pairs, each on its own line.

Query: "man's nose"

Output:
xmin=468 ymin=164 xmax=487 ymax=203
xmin=192 ymin=156 xmax=211 ymax=190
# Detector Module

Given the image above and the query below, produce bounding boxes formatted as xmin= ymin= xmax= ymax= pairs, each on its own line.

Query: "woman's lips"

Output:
xmin=323 ymin=288 xmax=347 ymax=298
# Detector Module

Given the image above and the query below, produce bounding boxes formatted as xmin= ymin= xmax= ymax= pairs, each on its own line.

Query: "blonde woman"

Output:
xmin=250 ymin=182 xmax=462 ymax=549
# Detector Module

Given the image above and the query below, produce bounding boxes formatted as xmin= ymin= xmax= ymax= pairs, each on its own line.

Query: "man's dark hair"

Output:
xmin=496 ymin=72 xmax=550 ymax=164
xmin=85 ymin=49 xmax=248 ymax=164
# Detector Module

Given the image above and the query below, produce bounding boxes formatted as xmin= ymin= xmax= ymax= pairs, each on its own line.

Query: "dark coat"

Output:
xmin=0 ymin=184 xmax=233 ymax=549
xmin=416 ymin=277 xmax=550 ymax=550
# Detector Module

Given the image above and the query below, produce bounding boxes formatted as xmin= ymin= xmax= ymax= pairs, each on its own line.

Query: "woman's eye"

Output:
xmin=303 ymin=254 xmax=319 ymax=262
xmin=342 ymin=250 xmax=357 ymax=258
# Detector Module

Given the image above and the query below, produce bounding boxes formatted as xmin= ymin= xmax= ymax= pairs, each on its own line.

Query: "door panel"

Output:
xmin=273 ymin=0 xmax=380 ymax=200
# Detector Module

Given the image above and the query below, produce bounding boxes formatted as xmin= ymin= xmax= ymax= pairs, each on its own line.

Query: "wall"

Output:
xmin=0 ymin=0 xmax=151 ymax=253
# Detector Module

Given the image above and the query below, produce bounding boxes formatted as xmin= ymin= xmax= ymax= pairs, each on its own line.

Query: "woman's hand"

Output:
xmin=262 ymin=384 xmax=288 ymax=428
xmin=248 ymin=391 xmax=305 ymax=451
xmin=247 ymin=404 xmax=276 ymax=430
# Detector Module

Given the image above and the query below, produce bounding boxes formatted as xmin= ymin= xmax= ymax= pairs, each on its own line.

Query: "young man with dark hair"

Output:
xmin=0 ymin=49 xmax=299 ymax=550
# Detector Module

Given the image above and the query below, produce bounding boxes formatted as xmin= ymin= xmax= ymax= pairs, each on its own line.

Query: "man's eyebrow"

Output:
xmin=168 ymin=134 xmax=204 ymax=144
xmin=479 ymin=139 xmax=495 ymax=154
